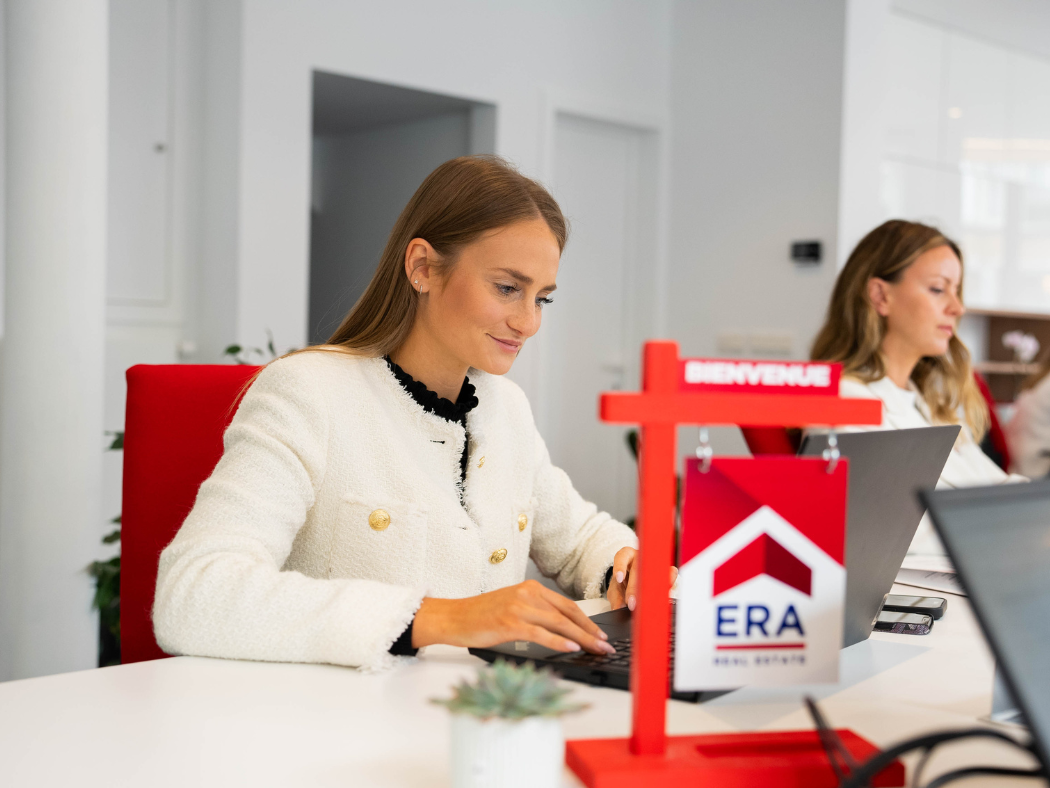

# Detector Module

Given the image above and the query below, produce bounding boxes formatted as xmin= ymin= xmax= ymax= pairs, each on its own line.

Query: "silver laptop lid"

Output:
xmin=799 ymin=426 xmax=959 ymax=647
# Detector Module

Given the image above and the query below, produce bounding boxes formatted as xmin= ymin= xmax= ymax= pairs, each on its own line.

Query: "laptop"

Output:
xmin=922 ymin=480 xmax=1050 ymax=767
xmin=471 ymin=425 xmax=958 ymax=699
xmin=800 ymin=426 xmax=959 ymax=646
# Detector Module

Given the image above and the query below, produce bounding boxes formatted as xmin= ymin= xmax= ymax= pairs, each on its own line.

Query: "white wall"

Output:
xmin=838 ymin=0 xmax=892 ymax=272
xmin=0 ymin=0 xmax=108 ymax=681
xmin=839 ymin=0 xmax=1050 ymax=315
xmin=895 ymin=0 xmax=1050 ymax=60
xmin=664 ymin=0 xmax=849 ymax=459
xmin=194 ymin=0 xmax=241 ymax=364
xmin=665 ymin=0 xmax=847 ymax=362
xmin=309 ymin=111 xmax=471 ymax=343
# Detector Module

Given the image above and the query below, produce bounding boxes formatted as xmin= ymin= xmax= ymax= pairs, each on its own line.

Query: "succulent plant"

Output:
xmin=432 ymin=659 xmax=589 ymax=720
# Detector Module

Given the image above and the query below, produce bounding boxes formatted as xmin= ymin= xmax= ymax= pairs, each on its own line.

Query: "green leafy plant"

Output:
xmin=88 ymin=431 xmax=124 ymax=667
xmin=224 ymin=329 xmax=280 ymax=365
xmin=432 ymin=659 xmax=588 ymax=720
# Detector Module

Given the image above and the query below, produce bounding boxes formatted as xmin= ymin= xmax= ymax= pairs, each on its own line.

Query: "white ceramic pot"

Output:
xmin=450 ymin=714 xmax=564 ymax=788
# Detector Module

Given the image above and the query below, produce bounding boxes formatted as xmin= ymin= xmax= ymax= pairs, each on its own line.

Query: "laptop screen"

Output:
xmin=923 ymin=480 xmax=1050 ymax=767
xmin=799 ymin=426 xmax=958 ymax=647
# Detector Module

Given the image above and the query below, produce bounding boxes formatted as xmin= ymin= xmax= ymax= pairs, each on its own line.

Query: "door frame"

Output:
xmin=531 ymin=91 xmax=670 ymax=444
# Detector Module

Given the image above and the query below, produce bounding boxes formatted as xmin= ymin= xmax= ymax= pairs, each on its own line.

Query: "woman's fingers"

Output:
xmin=540 ymin=586 xmax=608 ymax=641
xmin=610 ymin=550 xmax=682 ymax=611
xmin=528 ymin=608 xmax=615 ymax=655
xmin=624 ymin=559 xmax=640 ymax=611
xmin=535 ymin=588 xmax=612 ymax=654
xmin=519 ymin=623 xmax=583 ymax=653
xmin=623 ymin=556 xmax=678 ymax=611
xmin=612 ymin=548 xmax=633 ymax=587
xmin=608 ymin=547 xmax=635 ymax=609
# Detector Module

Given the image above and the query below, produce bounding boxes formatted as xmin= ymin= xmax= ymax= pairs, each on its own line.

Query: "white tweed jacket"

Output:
xmin=153 ymin=351 xmax=637 ymax=670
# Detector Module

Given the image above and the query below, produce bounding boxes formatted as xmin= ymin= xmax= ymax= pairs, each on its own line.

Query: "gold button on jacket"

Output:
xmin=368 ymin=509 xmax=391 ymax=531
xmin=489 ymin=548 xmax=507 ymax=564
xmin=517 ymin=513 xmax=528 ymax=532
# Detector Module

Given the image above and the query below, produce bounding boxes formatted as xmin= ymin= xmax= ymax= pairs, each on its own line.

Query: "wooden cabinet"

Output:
xmin=969 ymin=308 xmax=1050 ymax=402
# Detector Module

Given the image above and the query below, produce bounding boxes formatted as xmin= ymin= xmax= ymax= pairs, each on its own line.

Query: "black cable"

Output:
xmin=841 ymin=728 xmax=1040 ymax=788
xmin=910 ymin=746 xmax=935 ymax=788
xmin=923 ymin=765 xmax=1045 ymax=788
xmin=804 ymin=695 xmax=857 ymax=781
xmin=803 ymin=696 xmax=1043 ymax=788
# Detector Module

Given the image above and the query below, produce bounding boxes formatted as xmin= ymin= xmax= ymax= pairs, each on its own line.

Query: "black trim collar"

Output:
xmin=384 ymin=357 xmax=478 ymax=424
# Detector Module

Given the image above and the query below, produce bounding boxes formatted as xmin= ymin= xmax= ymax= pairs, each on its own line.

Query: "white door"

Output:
xmin=539 ymin=113 xmax=657 ymax=523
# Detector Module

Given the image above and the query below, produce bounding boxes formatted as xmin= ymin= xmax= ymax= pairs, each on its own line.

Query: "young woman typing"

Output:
xmin=153 ymin=156 xmax=656 ymax=670
xmin=810 ymin=220 xmax=1025 ymax=557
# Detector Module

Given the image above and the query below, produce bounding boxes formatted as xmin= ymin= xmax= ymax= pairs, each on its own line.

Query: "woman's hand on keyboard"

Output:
xmin=411 ymin=581 xmax=616 ymax=655
xmin=606 ymin=547 xmax=679 ymax=612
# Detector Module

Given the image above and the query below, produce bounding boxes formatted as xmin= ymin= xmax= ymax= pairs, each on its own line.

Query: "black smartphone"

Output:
xmin=873 ymin=610 xmax=933 ymax=635
xmin=882 ymin=594 xmax=947 ymax=620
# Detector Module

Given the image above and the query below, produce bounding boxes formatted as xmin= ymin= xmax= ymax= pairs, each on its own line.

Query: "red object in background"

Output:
xmin=740 ymin=425 xmax=800 ymax=455
xmin=974 ymin=371 xmax=1011 ymax=471
xmin=120 ymin=364 xmax=260 ymax=664
xmin=565 ymin=342 xmax=895 ymax=786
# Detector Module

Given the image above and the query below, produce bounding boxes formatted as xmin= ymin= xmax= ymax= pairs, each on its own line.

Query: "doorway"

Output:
xmin=309 ymin=72 xmax=496 ymax=343
xmin=538 ymin=112 xmax=661 ymax=523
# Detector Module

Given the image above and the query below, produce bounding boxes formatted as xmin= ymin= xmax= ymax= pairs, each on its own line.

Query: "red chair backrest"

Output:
xmin=740 ymin=426 xmax=800 ymax=455
xmin=973 ymin=370 xmax=1011 ymax=471
xmin=121 ymin=364 xmax=261 ymax=663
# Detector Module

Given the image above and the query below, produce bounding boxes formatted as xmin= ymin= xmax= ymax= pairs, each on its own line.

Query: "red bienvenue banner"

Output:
xmin=680 ymin=358 xmax=841 ymax=396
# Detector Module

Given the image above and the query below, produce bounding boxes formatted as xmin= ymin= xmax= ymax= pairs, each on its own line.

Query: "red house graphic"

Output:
xmin=713 ymin=533 xmax=812 ymax=597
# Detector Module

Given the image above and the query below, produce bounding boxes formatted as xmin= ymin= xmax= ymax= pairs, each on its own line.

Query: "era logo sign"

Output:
xmin=711 ymin=532 xmax=810 ymax=651
xmin=676 ymin=507 xmax=844 ymax=688
xmin=716 ymin=602 xmax=805 ymax=640
xmin=674 ymin=457 xmax=847 ymax=690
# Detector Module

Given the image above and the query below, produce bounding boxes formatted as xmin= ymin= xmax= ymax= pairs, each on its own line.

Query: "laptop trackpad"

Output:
xmin=589 ymin=606 xmax=633 ymax=640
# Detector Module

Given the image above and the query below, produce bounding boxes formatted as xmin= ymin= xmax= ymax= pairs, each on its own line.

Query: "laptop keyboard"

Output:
xmin=552 ymin=631 xmax=676 ymax=672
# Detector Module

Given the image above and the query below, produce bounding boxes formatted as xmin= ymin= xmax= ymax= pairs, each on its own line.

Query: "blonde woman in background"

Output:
xmin=811 ymin=219 xmax=1025 ymax=558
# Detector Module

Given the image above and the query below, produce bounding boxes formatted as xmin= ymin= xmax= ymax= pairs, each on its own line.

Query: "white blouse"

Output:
xmin=837 ymin=376 xmax=1024 ymax=556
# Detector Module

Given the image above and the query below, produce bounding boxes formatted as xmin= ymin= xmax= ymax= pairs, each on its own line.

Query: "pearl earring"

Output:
xmin=415 ymin=279 xmax=422 ymax=294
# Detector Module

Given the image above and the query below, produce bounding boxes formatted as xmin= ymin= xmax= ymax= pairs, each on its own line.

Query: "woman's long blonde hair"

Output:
xmin=811 ymin=219 xmax=989 ymax=440
xmin=317 ymin=155 xmax=567 ymax=357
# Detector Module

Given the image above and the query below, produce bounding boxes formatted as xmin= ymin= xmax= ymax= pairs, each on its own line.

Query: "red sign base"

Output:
xmin=566 ymin=729 xmax=905 ymax=787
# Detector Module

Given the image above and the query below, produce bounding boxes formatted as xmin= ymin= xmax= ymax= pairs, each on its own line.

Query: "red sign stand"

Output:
xmin=564 ymin=341 xmax=904 ymax=787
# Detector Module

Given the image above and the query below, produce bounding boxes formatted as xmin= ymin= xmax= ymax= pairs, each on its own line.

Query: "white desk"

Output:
xmin=0 ymin=587 xmax=1043 ymax=787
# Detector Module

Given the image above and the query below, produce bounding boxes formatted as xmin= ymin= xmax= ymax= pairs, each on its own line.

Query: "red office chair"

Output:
xmin=973 ymin=370 xmax=1011 ymax=471
xmin=121 ymin=364 xmax=261 ymax=663
xmin=740 ymin=426 xmax=800 ymax=455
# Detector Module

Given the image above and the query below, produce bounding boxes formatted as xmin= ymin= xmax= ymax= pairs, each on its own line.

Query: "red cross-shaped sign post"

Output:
xmin=565 ymin=341 xmax=893 ymax=787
